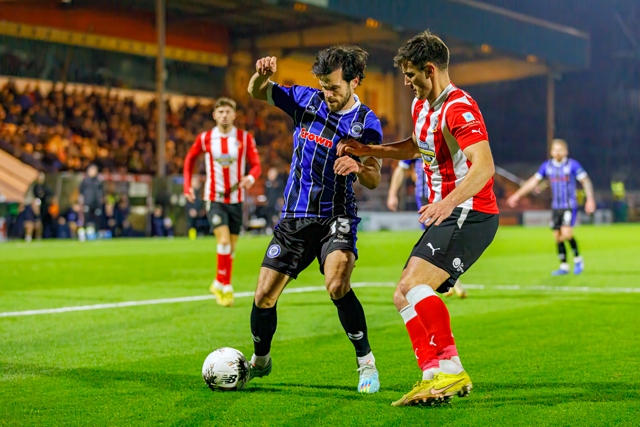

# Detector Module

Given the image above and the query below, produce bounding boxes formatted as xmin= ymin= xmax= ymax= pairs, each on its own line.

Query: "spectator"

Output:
xmin=78 ymin=164 xmax=104 ymax=231
xmin=32 ymin=172 xmax=54 ymax=237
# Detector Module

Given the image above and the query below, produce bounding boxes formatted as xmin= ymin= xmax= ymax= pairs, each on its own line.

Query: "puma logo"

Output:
xmin=429 ymin=335 xmax=436 ymax=346
xmin=427 ymin=243 xmax=440 ymax=256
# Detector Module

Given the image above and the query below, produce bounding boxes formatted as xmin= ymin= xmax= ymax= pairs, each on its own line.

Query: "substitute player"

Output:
xmin=507 ymin=139 xmax=595 ymax=275
xmin=388 ymin=159 xmax=468 ymax=298
xmin=338 ymin=31 xmax=499 ymax=406
xmin=247 ymin=45 xmax=383 ymax=393
xmin=183 ymin=97 xmax=262 ymax=307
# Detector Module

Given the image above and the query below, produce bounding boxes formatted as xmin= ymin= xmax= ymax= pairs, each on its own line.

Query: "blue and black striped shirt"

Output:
xmin=267 ymin=83 xmax=383 ymax=218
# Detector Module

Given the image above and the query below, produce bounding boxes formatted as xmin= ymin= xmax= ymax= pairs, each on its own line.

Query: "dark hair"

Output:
xmin=214 ymin=97 xmax=237 ymax=111
xmin=311 ymin=45 xmax=368 ymax=85
xmin=394 ymin=30 xmax=449 ymax=71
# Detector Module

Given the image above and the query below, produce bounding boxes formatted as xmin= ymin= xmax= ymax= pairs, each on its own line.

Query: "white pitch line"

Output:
xmin=1 ymin=282 xmax=639 ymax=318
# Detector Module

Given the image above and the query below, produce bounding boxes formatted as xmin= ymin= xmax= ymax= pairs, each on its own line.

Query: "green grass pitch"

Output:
xmin=1 ymin=225 xmax=639 ymax=426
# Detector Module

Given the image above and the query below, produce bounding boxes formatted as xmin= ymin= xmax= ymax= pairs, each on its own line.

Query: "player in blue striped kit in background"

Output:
xmin=246 ymin=45 xmax=383 ymax=393
xmin=388 ymin=159 xmax=468 ymax=297
xmin=507 ymin=139 xmax=596 ymax=275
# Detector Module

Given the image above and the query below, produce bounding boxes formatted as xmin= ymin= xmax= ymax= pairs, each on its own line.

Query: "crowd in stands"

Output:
xmin=0 ymin=80 xmax=295 ymax=176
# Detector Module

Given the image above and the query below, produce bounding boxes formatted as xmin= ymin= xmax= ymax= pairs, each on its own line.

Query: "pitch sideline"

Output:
xmin=1 ymin=282 xmax=639 ymax=318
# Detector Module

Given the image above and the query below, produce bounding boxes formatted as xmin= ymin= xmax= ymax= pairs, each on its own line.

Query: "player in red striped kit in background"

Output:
xmin=183 ymin=97 xmax=262 ymax=307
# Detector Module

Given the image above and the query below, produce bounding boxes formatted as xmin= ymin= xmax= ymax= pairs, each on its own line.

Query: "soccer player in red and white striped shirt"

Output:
xmin=183 ymin=97 xmax=262 ymax=307
xmin=338 ymin=31 xmax=499 ymax=406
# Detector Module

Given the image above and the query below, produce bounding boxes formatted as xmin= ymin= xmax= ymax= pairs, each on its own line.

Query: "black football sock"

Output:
xmin=568 ymin=238 xmax=580 ymax=257
xmin=250 ymin=302 xmax=277 ymax=357
xmin=332 ymin=289 xmax=371 ymax=358
xmin=557 ymin=241 xmax=567 ymax=263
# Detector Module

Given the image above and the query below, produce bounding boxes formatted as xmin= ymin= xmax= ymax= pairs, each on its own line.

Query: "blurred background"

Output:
xmin=0 ymin=0 xmax=637 ymax=241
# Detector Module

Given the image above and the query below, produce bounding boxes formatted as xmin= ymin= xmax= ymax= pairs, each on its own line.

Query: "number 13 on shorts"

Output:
xmin=331 ymin=218 xmax=351 ymax=234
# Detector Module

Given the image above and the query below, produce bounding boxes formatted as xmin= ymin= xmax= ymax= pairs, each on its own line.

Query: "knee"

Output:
xmin=397 ymin=276 xmax=417 ymax=297
xmin=326 ymin=278 xmax=349 ymax=300
xmin=254 ymin=285 xmax=277 ymax=308
xmin=393 ymin=287 xmax=408 ymax=311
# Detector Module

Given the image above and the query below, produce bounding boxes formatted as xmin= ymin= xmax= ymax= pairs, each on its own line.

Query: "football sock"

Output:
xmin=251 ymin=302 xmax=277 ymax=357
xmin=399 ymin=305 xmax=439 ymax=371
xmin=332 ymin=289 xmax=371 ymax=358
xmin=216 ymin=244 xmax=232 ymax=285
xmin=251 ymin=353 xmax=270 ymax=367
xmin=568 ymin=238 xmax=580 ymax=257
xmin=557 ymin=241 xmax=567 ymax=263
xmin=439 ymin=355 xmax=465 ymax=374
xmin=356 ymin=351 xmax=375 ymax=367
xmin=406 ymin=285 xmax=458 ymax=360
xmin=213 ymin=281 xmax=224 ymax=291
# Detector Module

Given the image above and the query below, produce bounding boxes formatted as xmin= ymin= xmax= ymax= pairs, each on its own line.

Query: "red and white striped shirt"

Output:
xmin=183 ymin=126 xmax=262 ymax=204
xmin=413 ymin=83 xmax=498 ymax=214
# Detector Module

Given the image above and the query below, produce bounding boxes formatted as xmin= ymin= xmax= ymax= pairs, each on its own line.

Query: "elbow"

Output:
xmin=362 ymin=174 xmax=381 ymax=190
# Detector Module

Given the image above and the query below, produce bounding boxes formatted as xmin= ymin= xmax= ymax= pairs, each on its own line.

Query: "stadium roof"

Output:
xmin=81 ymin=0 xmax=590 ymax=85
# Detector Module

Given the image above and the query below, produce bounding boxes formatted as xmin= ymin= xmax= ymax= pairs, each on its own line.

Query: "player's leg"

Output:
xmin=24 ymin=220 xmax=34 ymax=243
xmin=225 ymin=203 xmax=244 ymax=300
xmin=563 ymin=208 xmax=583 ymax=274
xmin=392 ymin=258 xmax=470 ymax=406
xmin=394 ymin=289 xmax=440 ymax=377
xmin=211 ymin=224 xmax=233 ymax=305
xmin=323 ymin=249 xmax=379 ymax=393
xmin=249 ymin=266 xmax=293 ymax=379
xmin=552 ymin=216 xmax=570 ymax=276
xmin=250 ymin=218 xmax=317 ymax=380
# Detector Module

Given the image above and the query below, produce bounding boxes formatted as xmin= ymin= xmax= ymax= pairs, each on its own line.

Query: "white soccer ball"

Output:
xmin=202 ymin=347 xmax=249 ymax=391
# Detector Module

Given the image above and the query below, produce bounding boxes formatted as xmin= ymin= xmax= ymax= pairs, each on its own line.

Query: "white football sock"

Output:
xmin=422 ymin=367 xmax=439 ymax=380
xmin=251 ymin=353 xmax=270 ymax=367
xmin=357 ymin=351 xmax=375 ymax=367
xmin=439 ymin=355 xmax=464 ymax=374
xmin=559 ymin=262 xmax=570 ymax=271
xmin=213 ymin=280 xmax=224 ymax=291
xmin=223 ymin=284 xmax=234 ymax=294
xmin=574 ymin=256 xmax=583 ymax=263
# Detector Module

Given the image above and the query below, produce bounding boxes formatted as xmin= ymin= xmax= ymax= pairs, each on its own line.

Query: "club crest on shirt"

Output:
xmin=432 ymin=117 xmax=439 ymax=132
xmin=306 ymin=104 xmax=318 ymax=114
xmin=349 ymin=122 xmax=364 ymax=138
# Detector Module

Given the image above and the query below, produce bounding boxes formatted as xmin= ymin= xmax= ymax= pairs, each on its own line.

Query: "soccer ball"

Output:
xmin=202 ymin=347 xmax=249 ymax=391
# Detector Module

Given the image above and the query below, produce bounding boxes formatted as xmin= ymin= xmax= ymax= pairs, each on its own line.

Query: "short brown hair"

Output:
xmin=214 ymin=97 xmax=237 ymax=111
xmin=394 ymin=30 xmax=449 ymax=71
xmin=551 ymin=139 xmax=568 ymax=149
xmin=311 ymin=45 xmax=368 ymax=85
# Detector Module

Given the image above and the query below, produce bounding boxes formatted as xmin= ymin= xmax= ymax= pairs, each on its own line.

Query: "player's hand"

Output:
xmin=418 ymin=199 xmax=456 ymax=226
xmin=333 ymin=156 xmax=362 ymax=176
xmin=585 ymin=199 xmax=596 ymax=214
xmin=506 ymin=194 xmax=519 ymax=208
xmin=185 ymin=188 xmax=195 ymax=203
xmin=337 ymin=139 xmax=369 ymax=157
xmin=239 ymin=175 xmax=255 ymax=190
xmin=256 ymin=56 xmax=277 ymax=76
xmin=387 ymin=195 xmax=399 ymax=211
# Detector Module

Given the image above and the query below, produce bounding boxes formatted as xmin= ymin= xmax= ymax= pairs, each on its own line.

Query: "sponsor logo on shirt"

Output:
xmin=462 ymin=112 xmax=475 ymax=122
xmin=300 ymin=128 xmax=334 ymax=148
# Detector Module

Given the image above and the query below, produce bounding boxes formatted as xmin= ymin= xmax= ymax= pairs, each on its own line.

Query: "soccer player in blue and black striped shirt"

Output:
xmin=508 ymin=139 xmax=596 ymax=275
xmin=246 ymin=46 xmax=383 ymax=393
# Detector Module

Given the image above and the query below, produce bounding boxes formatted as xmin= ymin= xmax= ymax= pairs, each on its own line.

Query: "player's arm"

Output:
xmin=506 ymin=174 xmax=543 ymax=207
xmin=248 ymin=56 xmax=277 ymax=101
xmin=183 ymin=135 xmax=204 ymax=203
xmin=578 ymin=175 xmax=596 ymax=214
xmin=387 ymin=162 xmax=410 ymax=211
xmin=337 ymin=135 xmax=419 ymax=160
xmin=239 ymin=134 xmax=262 ymax=190
xmin=333 ymin=156 xmax=381 ymax=190
xmin=420 ymin=141 xmax=495 ymax=226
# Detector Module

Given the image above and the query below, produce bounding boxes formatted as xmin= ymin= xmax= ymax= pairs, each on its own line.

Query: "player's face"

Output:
xmin=550 ymin=143 xmax=568 ymax=161
xmin=319 ymin=68 xmax=357 ymax=112
xmin=402 ymin=61 xmax=432 ymax=100
xmin=214 ymin=106 xmax=236 ymax=129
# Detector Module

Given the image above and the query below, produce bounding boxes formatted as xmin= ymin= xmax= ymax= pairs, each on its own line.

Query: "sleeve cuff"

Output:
xmin=266 ymin=82 xmax=275 ymax=106
xmin=576 ymin=172 xmax=588 ymax=180
xmin=246 ymin=175 xmax=256 ymax=185
xmin=398 ymin=161 xmax=410 ymax=170
xmin=534 ymin=172 xmax=543 ymax=180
